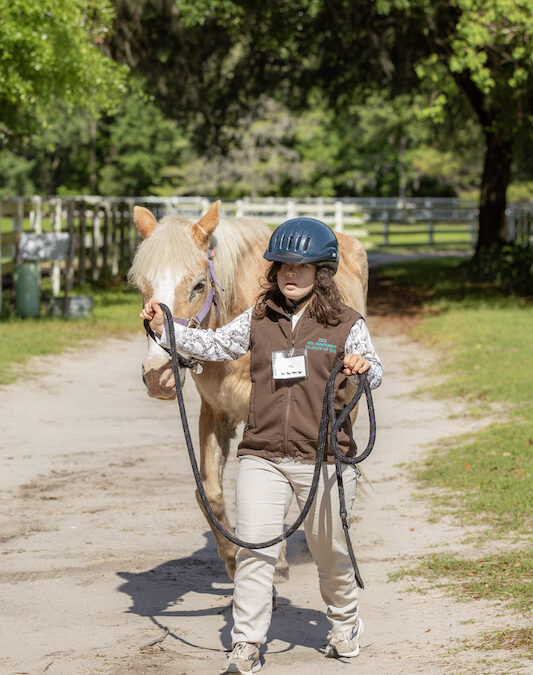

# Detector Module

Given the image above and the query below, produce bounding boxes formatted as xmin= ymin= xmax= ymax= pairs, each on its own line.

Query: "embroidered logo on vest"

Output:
xmin=305 ymin=337 xmax=337 ymax=353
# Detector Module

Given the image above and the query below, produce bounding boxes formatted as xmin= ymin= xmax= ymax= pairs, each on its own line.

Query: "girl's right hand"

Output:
xmin=139 ymin=298 xmax=165 ymax=334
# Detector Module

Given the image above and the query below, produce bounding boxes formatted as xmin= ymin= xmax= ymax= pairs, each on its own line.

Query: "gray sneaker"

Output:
xmin=325 ymin=617 xmax=364 ymax=658
xmin=220 ymin=642 xmax=261 ymax=674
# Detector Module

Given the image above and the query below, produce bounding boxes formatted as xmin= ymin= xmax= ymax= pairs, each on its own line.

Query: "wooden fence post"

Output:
xmin=334 ymin=200 xmax=343 ymax=233
xmin=30 ymin=196 xmax=42 ymax=233
xmin=78 ymin=201 xmax=86 ymax=285
xmin=63 ymin=202 xmax=76 ymax=315
xmin=118 ymin=202 xmax=127 ymax=271
xmin=111 ymin=204 xmax=119 ymax=276
xmin=287 ymin=200 xmax=296 ymax=219
xmin=32 ymin=196 xmax=43 ymax=288
xmin=469 ymin=210 xmax=477 ymax=246
xmin=426 ymin=199 xmax=434 ymax=246
xmin=51 ymin=198 xmax=62 ymax=296
xmin=383 ymin=210 xmax=390 ymax=246
xmin=102 ymin=202 xmax=110 ymax=276
xmin=14 ymin=197 xmax=24 ymax=233
xmin=91 ymin=207 xmax=101 ymax=281
xmin=317 ymin=197 xmax=325 ymax=220
xmin=127 ymin=200 xmax=136 ymax=261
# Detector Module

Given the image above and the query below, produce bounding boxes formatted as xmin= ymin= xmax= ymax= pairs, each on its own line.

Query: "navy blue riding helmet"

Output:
xmin=264 ymin=217 xmax=339 ymax=271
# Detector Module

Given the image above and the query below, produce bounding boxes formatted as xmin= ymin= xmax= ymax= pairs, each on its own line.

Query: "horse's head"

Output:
xmin=129 ymin=201 xmax=222 ymax=399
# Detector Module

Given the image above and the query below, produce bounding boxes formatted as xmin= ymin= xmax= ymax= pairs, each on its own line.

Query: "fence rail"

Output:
xmin=1 ymin=195 xmax=531 ymax=312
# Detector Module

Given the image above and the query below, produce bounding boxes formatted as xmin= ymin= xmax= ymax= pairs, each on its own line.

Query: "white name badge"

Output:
xmin=272 ymin=348 xmax=308 ymax=380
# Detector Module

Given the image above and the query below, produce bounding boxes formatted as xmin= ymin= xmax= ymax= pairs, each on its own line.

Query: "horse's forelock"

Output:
xmin=128 ymin=216 xmax=203 ymax=288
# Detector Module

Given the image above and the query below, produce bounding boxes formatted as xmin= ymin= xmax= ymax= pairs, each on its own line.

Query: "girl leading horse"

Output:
xmin=138 ymin=212 xmax=382 ymax=673
xmin=129 ymin=202 xmax=369 ymax=582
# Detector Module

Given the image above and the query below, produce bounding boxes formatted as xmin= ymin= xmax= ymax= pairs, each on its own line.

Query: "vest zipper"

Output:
xmin=283 ymin=315 xmax=303 ymax=454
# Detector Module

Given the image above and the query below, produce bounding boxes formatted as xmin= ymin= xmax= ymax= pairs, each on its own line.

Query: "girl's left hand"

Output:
xmin=343 ymin=353 xmax=370 ymax=376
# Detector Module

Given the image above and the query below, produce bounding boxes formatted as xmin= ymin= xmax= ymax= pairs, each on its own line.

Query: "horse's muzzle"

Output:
xmin=141 ymin=362 xmax=185 ymax=399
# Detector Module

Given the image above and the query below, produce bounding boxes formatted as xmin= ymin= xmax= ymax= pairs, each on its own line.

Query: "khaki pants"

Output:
xmin=231 ymin=455 xmax=360 ymax=646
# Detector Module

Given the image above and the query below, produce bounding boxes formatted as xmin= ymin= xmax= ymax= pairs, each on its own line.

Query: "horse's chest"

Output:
xmin=193 ymin=360 xmax=250 ymax=421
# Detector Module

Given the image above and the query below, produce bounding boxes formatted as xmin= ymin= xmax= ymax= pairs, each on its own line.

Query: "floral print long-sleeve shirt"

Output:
xmin=157 ymin=308 xmax=383 ymax=389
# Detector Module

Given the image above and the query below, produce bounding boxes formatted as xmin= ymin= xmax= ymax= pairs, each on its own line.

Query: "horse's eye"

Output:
xmin=193 ymin=281 xmax=206 ymax=293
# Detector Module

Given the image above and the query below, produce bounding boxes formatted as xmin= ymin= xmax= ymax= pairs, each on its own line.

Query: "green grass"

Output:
xmin=0 ymin=283 xmax=141 ymax=385
xmin=416 ymin=423 xmax=532 ymax=535
xmin=390 ymin=550 xmax=532 ymax=613
xmin=377 ymin=255 xmax=515 ymax=298
xmin=378 ymin=257 xmax=533 ymax=636
xmin=475 ymin=628 xmax=533 ymax=656
xmin=1 ymin=215 xmax=52 ymax=233
xmin=415 ymin=304 xmax=532 ymax=407
xmin=345 ymin=222 xmax=474 ymax=250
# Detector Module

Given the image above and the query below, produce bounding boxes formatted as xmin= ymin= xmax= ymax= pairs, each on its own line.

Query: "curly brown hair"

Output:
xmin=253 ymin=262 xmax=345 ymax=325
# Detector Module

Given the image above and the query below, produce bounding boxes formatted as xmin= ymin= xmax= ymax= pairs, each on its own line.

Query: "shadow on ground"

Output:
xmin=116 ymin=530 xmax=329 ymax=654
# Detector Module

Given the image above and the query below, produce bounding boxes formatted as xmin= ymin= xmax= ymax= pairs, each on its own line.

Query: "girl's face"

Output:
xmin=276 ymin=263 xmax=316 ymax=302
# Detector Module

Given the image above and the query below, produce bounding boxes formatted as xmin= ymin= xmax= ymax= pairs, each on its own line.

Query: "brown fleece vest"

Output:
xmin=238 ymin=299 xmax=362 ymax=462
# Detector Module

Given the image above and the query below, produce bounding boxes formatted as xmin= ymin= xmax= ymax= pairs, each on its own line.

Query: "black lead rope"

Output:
xmin=145 ymin=303 xmax=377 ymax=589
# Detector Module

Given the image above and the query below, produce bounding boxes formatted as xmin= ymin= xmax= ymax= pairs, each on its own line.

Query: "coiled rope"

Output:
xmin=145 ymin=303 xmax=377 ymax=588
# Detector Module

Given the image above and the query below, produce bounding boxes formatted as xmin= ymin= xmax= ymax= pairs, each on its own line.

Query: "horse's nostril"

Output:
xmin=142 ymin=364 xmax=147 ymax=387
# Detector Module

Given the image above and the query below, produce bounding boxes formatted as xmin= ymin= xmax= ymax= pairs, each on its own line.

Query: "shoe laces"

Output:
xmin=327 ymin=629 xmax=351 ymax=644
xmin=328 ymin=622 xmax=360 ymax=645
xmin=231 ymin=642 xmax=256 ymax=659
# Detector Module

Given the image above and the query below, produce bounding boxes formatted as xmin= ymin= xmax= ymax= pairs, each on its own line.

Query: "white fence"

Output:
xmin=122 ymin=195 xmax=478 ymax=238
xmin=1 ymin=195 xmax=531 ymax=311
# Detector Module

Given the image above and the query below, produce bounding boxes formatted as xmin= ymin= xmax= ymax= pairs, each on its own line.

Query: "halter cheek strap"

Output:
xmin=172 ymin=245 xmax=225 ymax=328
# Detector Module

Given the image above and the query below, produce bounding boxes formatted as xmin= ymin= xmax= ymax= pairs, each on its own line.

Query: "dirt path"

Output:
xmin=0 ymin=325 xmax=529 ymax=675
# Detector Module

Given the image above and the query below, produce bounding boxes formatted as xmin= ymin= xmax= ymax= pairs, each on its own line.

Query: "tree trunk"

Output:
xmin=476 ymin=132 xmax=513 ymax=254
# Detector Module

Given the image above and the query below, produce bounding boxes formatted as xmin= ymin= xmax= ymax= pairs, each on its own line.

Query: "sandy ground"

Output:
xmin=0 ymin=321 xmax=530 ymax=675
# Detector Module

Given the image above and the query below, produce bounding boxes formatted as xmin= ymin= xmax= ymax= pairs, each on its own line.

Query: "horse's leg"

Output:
xmin=196 ymin=400 xmax=238 ymax=579
xmin=275 ymin=540 xmax=289 ymax=582
xmin=196 ymin=400 xmax=290 ymax=583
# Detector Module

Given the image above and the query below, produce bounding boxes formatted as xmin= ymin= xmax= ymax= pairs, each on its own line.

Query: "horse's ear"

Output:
xmin=133 ymin=206 xmax=157 ymax=239
xmin=192 ymin=200 xmax=221 ymax=246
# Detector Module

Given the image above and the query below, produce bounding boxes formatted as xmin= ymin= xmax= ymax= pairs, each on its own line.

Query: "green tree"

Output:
xmin=110 ymin=0 xmax=532 ymax=252
xmin=331 ymin=93 xmax=484 ymax=198
xmin=97 ymin=86 xmax=191 ymax=195
xmin=0 ymin=0 xmax=127 ymax=138
xmin=396 ymin=0 xmax=533 ymax=250
xmin=0 ymin=150 xmax=35 ymax=197
xmin=0 ymin=82 xmax=192 ymax=197
xmin=156 ymin=97 xmax=303 ymax=198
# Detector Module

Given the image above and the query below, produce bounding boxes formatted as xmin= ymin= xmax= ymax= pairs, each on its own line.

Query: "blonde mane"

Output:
xmin=129 ymin=213 xmax=270 ymax=322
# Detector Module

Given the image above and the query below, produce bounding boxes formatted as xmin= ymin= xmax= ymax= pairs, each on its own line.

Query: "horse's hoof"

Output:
xmin=274 ymin=564 xmax=290 ymax=583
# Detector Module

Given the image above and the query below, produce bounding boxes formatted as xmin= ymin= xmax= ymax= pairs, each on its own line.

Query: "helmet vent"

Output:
xmin=263 ymin=217 xmax=339 ymax=272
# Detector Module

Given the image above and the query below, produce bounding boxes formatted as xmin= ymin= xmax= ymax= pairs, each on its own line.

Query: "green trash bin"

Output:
xmin=14 ymin=262 xmax=40 ymax=318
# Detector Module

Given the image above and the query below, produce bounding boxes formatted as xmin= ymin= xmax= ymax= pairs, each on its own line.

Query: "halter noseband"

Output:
xmin=172 ymin=245 xmax=224 ymax=329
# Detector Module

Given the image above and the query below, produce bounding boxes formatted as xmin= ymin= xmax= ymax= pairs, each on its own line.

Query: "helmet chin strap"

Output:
xmin=284 ymin=289 xmax=314 ymax=315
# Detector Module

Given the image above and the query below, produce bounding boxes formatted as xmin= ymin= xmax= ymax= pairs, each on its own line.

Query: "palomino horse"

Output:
xmin=129 ymin=201 xmax=368 ymax=579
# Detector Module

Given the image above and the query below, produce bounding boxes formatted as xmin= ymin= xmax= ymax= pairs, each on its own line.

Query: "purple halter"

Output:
xmin=172 ymin=246 xmax=224 ymax=328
